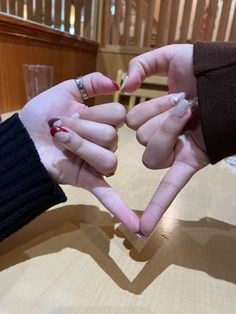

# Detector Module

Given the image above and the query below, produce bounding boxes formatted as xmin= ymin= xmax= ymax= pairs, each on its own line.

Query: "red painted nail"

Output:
xmin=48 ymin=118 xmax=60 ymax=128
xmin=50 ymin=126 xmax=68 ymax=137
xmin=112 ymin=80 xmax=120 ymax=90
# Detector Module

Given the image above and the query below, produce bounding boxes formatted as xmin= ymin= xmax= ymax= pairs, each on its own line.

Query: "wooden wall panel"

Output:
xmin=0 ymin=14 xmax=98 ymax=113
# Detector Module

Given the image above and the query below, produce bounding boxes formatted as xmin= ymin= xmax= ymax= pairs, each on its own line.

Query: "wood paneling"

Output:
xmin=0 ymin=14 xmax=98 ymax=113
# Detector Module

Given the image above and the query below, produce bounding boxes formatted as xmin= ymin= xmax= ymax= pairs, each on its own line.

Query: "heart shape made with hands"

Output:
xmin=50 ymin=91 xmax=208 ymax=240
xmin=20 ymin=71 xmax=208 ymax=244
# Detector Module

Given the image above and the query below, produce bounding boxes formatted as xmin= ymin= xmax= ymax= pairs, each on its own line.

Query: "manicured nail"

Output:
xmin=71 ymin=112 xmax=80 ymax=119
xmin=120 ymin=75 xmax=128 ymax=91
xmin=111 ymin=80 xmax=120 ymax=91
xmin=135 ymin=231 xmax=146 ymax=238
xmin=169 ymin=92 xmax=186 ymax=105
xmin=50 ymin=126 xmax=70 ymax=142
xmin=172 ymin=99 xmax=189 ymax=118
xmin=48 ymin=118 xmax=61 ymax=128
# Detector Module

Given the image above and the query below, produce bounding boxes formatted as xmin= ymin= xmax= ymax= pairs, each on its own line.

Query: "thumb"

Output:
xmin=79 ymin=72 xmax=119 ymax=97
xmin=122 ymin=46 xmax=175 ymax=93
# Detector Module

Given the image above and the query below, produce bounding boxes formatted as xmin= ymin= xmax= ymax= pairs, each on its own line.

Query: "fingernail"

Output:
xmin=71 ymin=112 xmax=80 ymax=119
xmin=48 ymin=118 xmax=61 ymax=128
xmin=169 ymin=92 xmax=186 ymax=105
xmin=50 ymin=126 xmax=70 ymax=142
xmin=111 ymin=80 xmax=120 ymax=91
xmin=172 ymin=99 xmax=189 ymax=118
xmin=105 ymin=171 xmax=115 ymax=177
xmin=135 ymin=231 xmax=146 ymax=238
xmin=120 ymin=75 xmax=128 ymax=91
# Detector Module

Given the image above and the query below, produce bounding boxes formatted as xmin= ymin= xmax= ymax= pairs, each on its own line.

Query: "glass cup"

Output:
xmin=23 ymin=64 xmax=54 ymax=101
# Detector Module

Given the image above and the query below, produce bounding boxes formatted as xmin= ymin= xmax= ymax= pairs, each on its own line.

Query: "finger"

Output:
xmin=50 ymin=126 xmax=117 ymax=176
xmin=71 ymin=72 xmax=119 ymax=100
xmin=85 ymin=168 xmax=140 ymax=233
xmin=51 ymin=115 xmax=118 ymax=150
xmin=122 ymin=46 xmax=176 ymax=92
xmin=140 ymin=161 xmax=197 ymax=236
xmin=82 ymin=72 xmax=119 ymax=97
xmin=143 ymin=100 xmax=192 ymax=169
xmin=80 ymin=102 xmax=126 ymax=128
xmin=126 ymin=93 xmax=186 ymax=130
xmin=136 ymin=111 xmax=170 ymax=146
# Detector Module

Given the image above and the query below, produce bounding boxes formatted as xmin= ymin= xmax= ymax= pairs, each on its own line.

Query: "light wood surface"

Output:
xmin=0 ymin=119 xmax=236 ymax=313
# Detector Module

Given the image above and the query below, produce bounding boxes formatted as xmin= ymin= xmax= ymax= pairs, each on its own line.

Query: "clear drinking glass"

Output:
xmin=23 ymin=64 xmax=54 ymax=101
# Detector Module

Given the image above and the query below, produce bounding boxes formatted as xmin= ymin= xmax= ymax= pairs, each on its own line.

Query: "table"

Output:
xmin=0 ymin=116 xmax=236 ymax=313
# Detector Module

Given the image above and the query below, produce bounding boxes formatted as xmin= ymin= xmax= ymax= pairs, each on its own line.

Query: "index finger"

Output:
xmin=126 ymin=93 xmax=185 ymax=130
xmin=85 ymin=169 xmax=140 ymax=233
xmin=74 ymin=72 xmax=120 ymax=99
xmin=81 ymin=102 xmax=126 ymax=128
xmin=140 ymin=161 xmax=196 ymax=236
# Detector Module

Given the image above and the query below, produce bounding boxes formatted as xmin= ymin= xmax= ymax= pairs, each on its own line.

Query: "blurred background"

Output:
xmin=0 ymin=0 xmax=235 ymax=112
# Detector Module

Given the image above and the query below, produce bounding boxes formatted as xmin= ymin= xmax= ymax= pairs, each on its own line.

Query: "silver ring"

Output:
xmin=187 ymin=97 xmax=199 ymax=110
xmin=75 ymin=76 xmax=89 ymax=100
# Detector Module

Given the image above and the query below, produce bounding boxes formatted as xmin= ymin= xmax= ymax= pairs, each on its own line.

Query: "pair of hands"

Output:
xmin=19 ymin=44 xmax=209 ymax=236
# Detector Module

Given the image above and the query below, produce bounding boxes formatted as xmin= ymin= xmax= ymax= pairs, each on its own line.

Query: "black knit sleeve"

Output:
xmin=0 ymin=113 xmax=67 ymax=241
xmin=193 ymin=41 xmax=236 ymax=164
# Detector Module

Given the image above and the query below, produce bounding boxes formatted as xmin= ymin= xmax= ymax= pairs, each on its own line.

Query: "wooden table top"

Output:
xmin=0 ymin=115 xmax=236 ymax=313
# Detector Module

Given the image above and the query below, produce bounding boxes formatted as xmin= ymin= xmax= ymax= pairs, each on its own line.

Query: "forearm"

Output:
xmin=0 ymin=114 xmax=66 ymax=241
xmin=193 ymin=41 xmax=236 ymax=164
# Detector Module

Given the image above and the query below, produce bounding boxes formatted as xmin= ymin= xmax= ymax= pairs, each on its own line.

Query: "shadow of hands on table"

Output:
xmin=0 ymin=204 xmax=235 ymax=295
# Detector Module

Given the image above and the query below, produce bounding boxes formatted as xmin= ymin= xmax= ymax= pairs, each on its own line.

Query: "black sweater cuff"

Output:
xmin=193 ymin=41 xmax=236 ymax=164
xmin=0 ymin=113 xmax=67 ymax=241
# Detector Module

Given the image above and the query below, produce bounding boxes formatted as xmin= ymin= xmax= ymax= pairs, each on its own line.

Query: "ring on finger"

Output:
xmin=75 ymin=76 xmax=89 ymax=101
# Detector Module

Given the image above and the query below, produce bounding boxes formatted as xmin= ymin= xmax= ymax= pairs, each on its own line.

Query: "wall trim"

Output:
xmin=0 ymin=13 xmax=98 ymax=51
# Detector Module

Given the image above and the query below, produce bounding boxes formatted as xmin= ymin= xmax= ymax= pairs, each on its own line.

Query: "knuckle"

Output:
xmin=103 ymin=127 xmax=118 ymax=147
xmin=126 ymin=112 xmax=138 ymax=130
xmin=74 ymin=137 xmax=84 ymax=154
xmin=107 ymin=154 xmax=117 ymax=171
xmin=142 ymin=155 xmax=158 ymax=170
xmin=93 ymin=71 xmax=104 ymax=80
xmin=162 ymin=121 xmax=176 ymax=137
xmin=105 ymin=155 xmax=117 ymax=174
xmin=114 ymin=102 xmax=126 ymax=117
xmin=159 ymin=179 xmax=178 ymax=194
xmin=136 ymin=128 xmax=148 ymax=146
xmin=112 ymin=103 xmax=126 ymax=127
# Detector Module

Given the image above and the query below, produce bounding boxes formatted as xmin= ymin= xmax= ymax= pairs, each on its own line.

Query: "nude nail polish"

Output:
xmin=172 ymin=99 xmax=189 ymax=118
xmin=48 ymin=118 xmax=60 ymax=128
xmin=120 ymin=75 xmax=128 ymax=91
xmin=169 ymin=92 xmax=186 ymax=105
xmin=50 ymin=126 xmax=70 ymax=142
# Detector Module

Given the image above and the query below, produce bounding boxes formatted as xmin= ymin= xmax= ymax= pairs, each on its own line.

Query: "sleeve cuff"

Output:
xmin=193 ymin=42 xmax=236 ymax=164
xmin=0 ymin=113 xmax=67 ymax=241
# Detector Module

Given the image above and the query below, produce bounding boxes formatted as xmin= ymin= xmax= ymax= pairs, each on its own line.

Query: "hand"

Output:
xmin=19 ymin=72 xmax=139 ymax=232
xmin=127 ymin=95 xmax=209 ymax=235
xmin=125 ymin=45 xmax=209 ymax=235
xmin=122 ymin=44 xmax=197 ymax=98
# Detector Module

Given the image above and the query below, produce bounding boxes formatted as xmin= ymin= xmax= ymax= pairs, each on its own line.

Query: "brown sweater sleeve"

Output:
xmin=193 ymin=42 xmax=236 ymax=164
